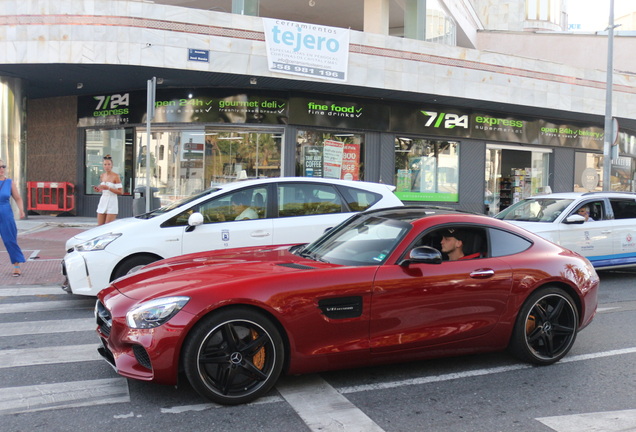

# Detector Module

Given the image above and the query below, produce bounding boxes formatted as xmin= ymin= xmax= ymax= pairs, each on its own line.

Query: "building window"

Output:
xmin=526 ymin=0 xmax=560 ymax=24
xmin=394 ymin=137 xmax=458 ymax=202
xmin=295 ymin=129 xmax=365 ymax=180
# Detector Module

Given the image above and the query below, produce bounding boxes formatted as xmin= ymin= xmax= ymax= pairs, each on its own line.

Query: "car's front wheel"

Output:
xmin=183 ymin=307 xmax=285 ymax=405
xmin=509 ymin=286 xmax=579 ymax=365
xmin=112 ymin=255 xmax=159 ymax=280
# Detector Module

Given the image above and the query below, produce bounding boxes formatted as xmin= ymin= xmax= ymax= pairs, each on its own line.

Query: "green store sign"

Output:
xmin=78 ymin=89 xmax=606 ymax=151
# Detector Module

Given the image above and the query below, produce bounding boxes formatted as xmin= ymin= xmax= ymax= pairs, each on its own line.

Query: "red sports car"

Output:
xmin=96 ymin=207 xmax=599 ymax=405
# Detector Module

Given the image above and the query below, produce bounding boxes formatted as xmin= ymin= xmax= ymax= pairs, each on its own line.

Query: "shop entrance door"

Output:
xmin=485 ymin=145 xmax=551 ymax=216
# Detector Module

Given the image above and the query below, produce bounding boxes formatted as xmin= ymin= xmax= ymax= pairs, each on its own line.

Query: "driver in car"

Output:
xmin=440 ymin=228 xmax=481 ymax=261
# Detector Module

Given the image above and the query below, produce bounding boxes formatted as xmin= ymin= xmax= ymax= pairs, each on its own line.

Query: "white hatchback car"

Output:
xmin=495 ymin=191 xmax=636 ymax=270
xmin=62 ymin=177 xmax=403 ymax=296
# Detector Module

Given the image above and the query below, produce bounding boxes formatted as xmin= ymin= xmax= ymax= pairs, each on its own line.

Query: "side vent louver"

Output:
xmin=318 ymin=296 xmax=362 ymax=319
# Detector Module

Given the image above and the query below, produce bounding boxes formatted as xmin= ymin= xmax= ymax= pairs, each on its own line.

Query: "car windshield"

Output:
xmin=297 ymin=213 xmax=412 ymax=266
xmin=135 ymin=188 xmax=222 ymax=219
xmin=495 ymin=198 xmax=574 ymax=222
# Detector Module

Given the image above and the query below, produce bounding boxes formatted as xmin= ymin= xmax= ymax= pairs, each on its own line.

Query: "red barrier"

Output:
xmin=27 ymin=182 xmax=75 ymax=213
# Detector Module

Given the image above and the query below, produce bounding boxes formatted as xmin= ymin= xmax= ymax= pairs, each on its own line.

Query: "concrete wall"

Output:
xmin=1 ymin=0 xmax=634 ymax=123
xmin=27 ymin=97 xmax=78 ymax=185
xmin=476 ymin=30 xmax=636 ymax=75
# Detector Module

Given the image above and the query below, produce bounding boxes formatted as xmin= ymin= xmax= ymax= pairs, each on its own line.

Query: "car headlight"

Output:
xmin=126 ymin=296 xmax=190 ymax=329
xmin=75 ymin=233 xmax=122 ymax=251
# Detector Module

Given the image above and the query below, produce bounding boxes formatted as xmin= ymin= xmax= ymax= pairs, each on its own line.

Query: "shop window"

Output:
xmin=135 ymin=128 xmax=282 ymax=205
xmin=573 ymin=152 xmax=634 ymax=192
xmin=295 ymin=129 xmax=364 ymax=181
xmin=574 ymin=152 xmax=602 ymax=192
xmin=394 ymin=137 xmax=458 ymax=202
xmin=609 ymin=157 xmax=635 ymax=192
xmin=85 ymin=128 xmax=133 ymax=195
xmin=205 ymin=130 xmax=282 ymax=185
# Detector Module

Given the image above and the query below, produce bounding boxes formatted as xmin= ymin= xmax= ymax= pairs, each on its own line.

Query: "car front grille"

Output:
xmin=95 ymin=300 xmax=112 ymax=337
xmin=98 ymin=338 xmax=116 ymax=368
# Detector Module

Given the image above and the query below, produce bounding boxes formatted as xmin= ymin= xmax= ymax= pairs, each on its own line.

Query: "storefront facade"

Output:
xmin=3 ymin=0 xmax=635 ymax=218
xmin=73 ymin=87 xmax=635 ymax=217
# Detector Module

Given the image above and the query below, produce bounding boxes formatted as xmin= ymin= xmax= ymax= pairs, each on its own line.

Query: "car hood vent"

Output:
xmin=277 ymin=263 xmax=316 ymax=270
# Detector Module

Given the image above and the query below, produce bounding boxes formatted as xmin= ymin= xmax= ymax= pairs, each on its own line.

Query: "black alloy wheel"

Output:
xmin=183 ymin=307 xmax=284 ymax=405
xmin=510 ymin=286 xmax=579 ymax=365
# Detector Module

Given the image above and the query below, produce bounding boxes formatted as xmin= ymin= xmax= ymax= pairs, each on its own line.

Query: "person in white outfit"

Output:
xmin=94 ymin=155 xmax=123 ymax=225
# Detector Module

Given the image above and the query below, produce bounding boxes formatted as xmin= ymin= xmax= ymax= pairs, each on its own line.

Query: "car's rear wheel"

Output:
xmin=509 ymin=286 xmax=579 ymax=365
xmin=183 ymin=307 xmax=284 ymax=405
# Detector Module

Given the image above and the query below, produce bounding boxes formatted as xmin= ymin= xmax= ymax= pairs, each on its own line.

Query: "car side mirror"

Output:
xmin=564 ymin=214 xmax=585 ymax=224
xmin=399 ymin=246 xmax=443 ymax=266
xmin=186 ymin=212 xmax=204 ymax=232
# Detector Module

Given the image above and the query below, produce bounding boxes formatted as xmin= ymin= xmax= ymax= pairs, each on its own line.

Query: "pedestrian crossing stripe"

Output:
xmin=0 ymin=317 xmax=95 ymax=336
xmin=537 ymin=409 xmax=636 ymax=431
xmin=0 ymin=299 xmax=95 ymax=314
xmin=0 ymin=344 xmax=101 ymax=368
xmin=0 ymin=378 xmax=129 ymax=415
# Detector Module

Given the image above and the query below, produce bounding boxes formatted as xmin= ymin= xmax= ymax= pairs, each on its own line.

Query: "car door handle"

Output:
xmin=250 ymin=231 xmax=271 ymax=238
xmin=470 ymin=269 xmax=495 ymax=279
xmin=601 ymin=230 xmax=611 ymax=234
xmin=166 ymin=238 xmax=180 ymax=242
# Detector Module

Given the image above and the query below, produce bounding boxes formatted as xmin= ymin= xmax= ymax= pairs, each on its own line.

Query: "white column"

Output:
xmin=364 ymin=0 xmax=390 ymax=35
xmin=0 ymin=76 xmax=26 ymax=219
xmin=404 ymin=0 xmax=427 ymax=40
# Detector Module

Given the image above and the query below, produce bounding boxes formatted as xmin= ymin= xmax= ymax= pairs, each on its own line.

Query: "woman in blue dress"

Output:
xmin=0 ymin=161 xmax=26 ymax=277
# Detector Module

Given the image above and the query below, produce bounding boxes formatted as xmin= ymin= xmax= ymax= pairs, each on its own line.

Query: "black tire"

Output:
xmin=183 ymin=307 xmax=285 ymax=405
xmin=509 ymin=286 xmax=579 ymax=365
xmin=112 ymin=255 xmax=158 ymax=280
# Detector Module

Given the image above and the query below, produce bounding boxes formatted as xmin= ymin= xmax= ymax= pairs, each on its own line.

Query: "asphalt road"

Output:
xmin=0 ymin=269 xmax=635 ymax=432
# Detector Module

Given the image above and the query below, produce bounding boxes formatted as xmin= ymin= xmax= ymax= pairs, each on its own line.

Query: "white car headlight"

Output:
xmin=75 ymin=233 xmax=122 ymax=251
xmin=126 ymin=297 xmax=190 ymax=329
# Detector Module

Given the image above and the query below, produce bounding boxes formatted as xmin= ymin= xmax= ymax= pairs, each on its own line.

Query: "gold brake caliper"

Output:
xmin=251 ymin=329 xmax=266 ymax=369
xmin=526 ymin=315 xmax=536 ymax=335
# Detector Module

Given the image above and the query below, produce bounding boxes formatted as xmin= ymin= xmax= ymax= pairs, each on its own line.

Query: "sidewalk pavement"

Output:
xmin=0 ymin=215 xmax=98 ymax=289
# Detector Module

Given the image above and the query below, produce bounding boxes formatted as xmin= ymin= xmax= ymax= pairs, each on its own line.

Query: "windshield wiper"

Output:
xmin=300 ymin=250 xmax=329 ymax=263
xmin=289 ymin=244 xmax=307 ymax=255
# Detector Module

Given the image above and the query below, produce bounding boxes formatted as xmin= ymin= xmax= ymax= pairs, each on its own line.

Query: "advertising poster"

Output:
xmin=263 ymin=18 xmax=350 ymax=82
xmin=341 ymin=143 xmax=360 ymax=181
xmin=396 ymin=169 xmax=411 ymax=192
xmin=303 ymin=146 xmax=323 ymax=177
xmin=323 ymin=140 xmax=345 ymax=179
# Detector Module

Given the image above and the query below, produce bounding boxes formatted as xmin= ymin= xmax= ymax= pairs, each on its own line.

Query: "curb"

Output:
xmin=17 ymin=219 xmax=97 ymax=235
